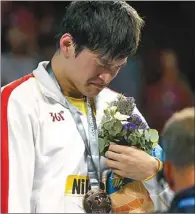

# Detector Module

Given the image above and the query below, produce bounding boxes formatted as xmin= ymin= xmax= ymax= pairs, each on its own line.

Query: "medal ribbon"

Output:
xmin=46 ymin=62 xmax=100 ymax=190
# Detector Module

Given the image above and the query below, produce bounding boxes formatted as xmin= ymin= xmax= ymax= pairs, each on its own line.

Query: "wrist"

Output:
xmin=142 ymin=157 xmax=162 ymax=182
xmin=151 ymin=157 xmax=159 ymax=174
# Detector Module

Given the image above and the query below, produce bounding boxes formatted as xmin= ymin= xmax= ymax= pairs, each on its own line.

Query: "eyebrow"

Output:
xmin=99 ymin=58 xmax=127 ymax=68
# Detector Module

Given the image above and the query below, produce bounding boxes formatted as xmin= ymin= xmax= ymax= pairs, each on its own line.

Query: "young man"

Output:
xmin=1 ymin=1 xmax=173 ymax=213
xmin=161 ymin=107 xmax=195 ymax=213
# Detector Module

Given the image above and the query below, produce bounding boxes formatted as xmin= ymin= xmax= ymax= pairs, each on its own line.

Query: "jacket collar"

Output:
xmin=32 ymin=61 xmax=117 ymax=125
xmin=33 ymin=61 xmax=68 ymax=108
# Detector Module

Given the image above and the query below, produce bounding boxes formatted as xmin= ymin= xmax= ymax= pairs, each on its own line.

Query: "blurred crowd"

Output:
xmin=1 ymin=1 xmax=194 ymax=133
xmin=1 ymin=1 xmax=57 ymax=86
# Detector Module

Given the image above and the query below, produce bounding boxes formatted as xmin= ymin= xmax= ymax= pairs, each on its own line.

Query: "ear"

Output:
xmin=163 ymin=161 xmax=175 ymax=191
xmin=59 ymin=33 xmax=75 ymax=58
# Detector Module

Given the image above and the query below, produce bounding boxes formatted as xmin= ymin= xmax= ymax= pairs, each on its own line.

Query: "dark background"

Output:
xmin=1 ymin=1 xmax=194 ymax=131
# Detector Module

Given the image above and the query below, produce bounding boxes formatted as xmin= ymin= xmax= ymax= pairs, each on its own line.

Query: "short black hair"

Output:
xmin=56 ymin=1 xmax=144 ymax=59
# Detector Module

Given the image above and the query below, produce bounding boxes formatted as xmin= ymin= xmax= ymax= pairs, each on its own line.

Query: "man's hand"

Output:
xmin=105 ymin=144 xmax=159 ymax=181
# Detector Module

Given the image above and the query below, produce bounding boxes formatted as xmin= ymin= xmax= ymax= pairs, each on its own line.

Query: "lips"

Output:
xmin=91 ymin=82 xmax=106 ymax=88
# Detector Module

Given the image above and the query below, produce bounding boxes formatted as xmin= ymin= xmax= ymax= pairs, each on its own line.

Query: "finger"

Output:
xmin=105 ymin=150 xmax=122 ymax=161
xmin=108 ymin=144 xmax=127 ymax=154
xmin=112 ymin=169 xmax=126 ymax=178
xmin=105 ymin=158 xmax=123 ymax=170
xmin=131 ymin=146 xmax=138 ymax=149
xmin=109 ymin=144 xmax=136 ymax=155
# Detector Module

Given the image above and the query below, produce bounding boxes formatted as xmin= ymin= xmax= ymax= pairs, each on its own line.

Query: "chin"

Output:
xmin=80 ymin=84 xmax=106 ymax=98
xmin=84 ymin=89 xmax=103 ymax=98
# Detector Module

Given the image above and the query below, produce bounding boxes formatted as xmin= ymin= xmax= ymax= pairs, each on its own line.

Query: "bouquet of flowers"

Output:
xmin=98 ymin=94 xmax=159 ymax=188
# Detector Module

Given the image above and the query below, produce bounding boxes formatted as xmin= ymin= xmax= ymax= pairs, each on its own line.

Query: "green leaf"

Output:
xmin=144 ymin=130 xmax=150 ymax=141
xmin=108 ymin=120 xmax=123 ymax=136
xmin=138 ymin=129 xmax=144 ymax=135
xmin=131 ymin=139 xmax=138 ymax=146
xmin=104 ymin=109 xmax=109 ymax=116
xmin=152 ymin=140 xmax=159 ymax=148
xmin=128 ymin=134 xmax=137 ymax=146
xmin=110 ymin=110 xmax=116 ymax=117
xmin=104 ymin=138 xmax=110 ymax=147
xmin=121 ymin=129 xmax=127 ymax=137
xmin=134 ymin=130 xmax=142 ymax=138
xmin=148 ymin=129 xmax=159 ymax=143
xmin=99 ymin=138 xmax=106 ymax=154
xmin=139 ymin=137 xmax=145 ymax=147
xmin=103 ymin=120 xmax=113 ymax=131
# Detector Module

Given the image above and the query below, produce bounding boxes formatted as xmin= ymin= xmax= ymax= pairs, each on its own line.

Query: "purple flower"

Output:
xmin=123 ymin=124 xmax=129 ymax=131
xmin=123 ymin=122 xmax=138 ymax=131
xmin=128 ymin=114 xmax=142 ymax=124
xmin=127 ymin=114 xmax=148 ymax=129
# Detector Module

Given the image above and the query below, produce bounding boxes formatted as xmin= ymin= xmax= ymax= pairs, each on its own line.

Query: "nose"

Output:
xmin=98 ymin=71 xmax=117 ymax=84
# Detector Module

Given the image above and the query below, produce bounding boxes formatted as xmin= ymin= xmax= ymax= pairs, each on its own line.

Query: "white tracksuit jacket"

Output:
xmin=1 ymin=61 xmax=173 ymax=213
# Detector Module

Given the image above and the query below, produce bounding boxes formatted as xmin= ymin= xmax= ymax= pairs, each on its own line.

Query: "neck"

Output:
xmin=174 ymin=166 xmax=195 ymax=193
xmin=50 ymin=53 xmax=84 ymax=99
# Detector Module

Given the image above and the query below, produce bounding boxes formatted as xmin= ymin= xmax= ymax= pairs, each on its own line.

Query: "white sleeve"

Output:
xmin=142 ymin=176 xmax=174 ymax=211
xmin=2 ymin=94 xmax=36 ymax=213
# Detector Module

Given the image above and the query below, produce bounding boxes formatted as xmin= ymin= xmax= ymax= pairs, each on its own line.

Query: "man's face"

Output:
xmin=66 ymin=49 xmax=127 ymax=98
